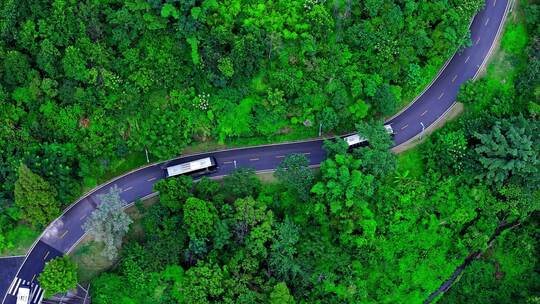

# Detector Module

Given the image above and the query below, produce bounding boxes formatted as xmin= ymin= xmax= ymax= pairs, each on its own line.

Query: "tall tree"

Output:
xmin=83 ymin=186 xmax=133 ymax=260
xmin=269 ymin=218 xmax=301 ymax=281
xmin=471 ymin=116 xmax=539 ymax=188
xmin=14 ymin=163 xmax=60 ymax=227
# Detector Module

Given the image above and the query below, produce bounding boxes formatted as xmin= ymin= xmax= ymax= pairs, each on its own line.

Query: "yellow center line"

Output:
xmin=60 ymin=230 xmax=69 ymax=239
xmin=452 ymin=74 xmax=458 ymax=82
xmin=147 ymin=177 xmax=157 ymax=182
xmin=275 ymin=155 xmax=285 ymax=158
xmin=475 ymin=37 xmax=481 ymax=45
xmin=123 ymin=186 xmax=133 ymax=192
xmin=31 ymin=274 xmax=36 ymax=282
xmin=223 ymin=161 xmax=232 ymax=164
xmin=438 ymin=92 xmax=445 ymax=100
xmin=421 ymin=110 xmax=428 ymax=117
xmin=400 ymin=124 xmax=409 ymax=130
xmin=249 ymin=158 xmax=260 ymax=161
xmin=465 ymin=56 xmax=470 ymax=63
xmin=43 ymin=251 xmax=50 ymax=260
xmin=485 ymin=18 xmax=490 ymax=26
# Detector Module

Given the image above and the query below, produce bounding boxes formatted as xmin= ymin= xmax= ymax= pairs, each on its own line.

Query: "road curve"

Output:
xmin=1 ymin=1 xmax=509 ymax=303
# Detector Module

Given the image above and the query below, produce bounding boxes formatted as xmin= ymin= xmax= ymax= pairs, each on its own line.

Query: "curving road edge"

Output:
xmin=1 ymin=1 xmax=510 ymax=303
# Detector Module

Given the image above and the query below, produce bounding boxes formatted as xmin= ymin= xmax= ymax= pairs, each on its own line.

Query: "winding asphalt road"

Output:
xmin=1 ymin=1 xmax=509 ymax=303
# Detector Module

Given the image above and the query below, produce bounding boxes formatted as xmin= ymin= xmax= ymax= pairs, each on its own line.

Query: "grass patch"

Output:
xmin=501 ymin=22 xmax=528 ymax=55
xmin=183 ymin=126 xmax=319 ymax=155
xmin=0 ymin=226 xmax=40 ymax=256
xmin=70 ymin=240 xmax=116 ymax=284
xmin=397 ymin=147 xmax=424 ymax=179
xmin=484 ymin=18 xmax=528 ymax=87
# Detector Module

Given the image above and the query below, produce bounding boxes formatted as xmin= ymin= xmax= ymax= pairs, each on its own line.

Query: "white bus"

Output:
xmin=165 ymin=157 xmax=217 ymax=178
xmin=343 ymin=124 xmax=395 ymax=149
xmin=16 ymin=286 xmax=30 ymax=304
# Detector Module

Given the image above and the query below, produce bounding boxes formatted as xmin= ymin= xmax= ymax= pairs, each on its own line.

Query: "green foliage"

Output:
xmin=311 ymin=154 xmax=376 ymax=247
xmin=270 ymin=282 xmax=296 ymax=304
xmin=218 ymin=57 xmax=234 ymax=78
xmin=440 ymin=217 xmax=540 ymax=304
xmin=183 ymin=197 xmax=217 ymax=238
xmin=269 ymin=218 xmax=301 ymax=282
xmin=0 ymin=0 xmax=485 ymax=239
xmin=62 ymin=46 xmax=88 ymax=82
xmin=353 ymin=121 xmax=396 ymax=178
xmin=471 ymin=116 xmax=539 ymax=187
xmin=194 ymin=177 xmax=222 ymax=202
xmin=39 ymin=256 xmax=78 ymax=298
xmin=154 ymin=175 xmax=193 ymax=211
xmin=222 ymin=168 xmax=261 ymax=200
xmin=501 ymin=23 xmax=529 ymax=55
xmin=274 ymin=154 xmax=314 ymax=202
xmin=322 ymin=138 xmax=349 ymax=159
xmin=4 ymin=1 xmax=537 ymax=304
xmin=319 ymin=107 xmax=340 ymax=132
xmin=424 ymin=127 xmax=468 ymax=174
xmin=14 ymin=163 xmax=60 ymax=228
xmin=371 ymin=84 xmax=397 ymax=116
xmin=83 ymin=186 xmax=133 ymax=260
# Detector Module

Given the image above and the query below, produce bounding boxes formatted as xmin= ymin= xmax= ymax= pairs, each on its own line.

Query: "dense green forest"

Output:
xmin=0 ymin=0 xmax=484 ymax=245
xmin=87 ymin=3 xmax=540 ymax=302
xmin=1 ymin=0 xmax=539 ymax=303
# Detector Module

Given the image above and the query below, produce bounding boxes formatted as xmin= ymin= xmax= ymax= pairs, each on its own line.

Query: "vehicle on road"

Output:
xmin=344 ymin=124 xmax=394 ymax=149
xmin=15 ymin=286 xmax=29 ymax=304
xmin=165 ymin=157 xmax=218 ymax=178
xmin=384 ymin=124 xmax=395 ymax=136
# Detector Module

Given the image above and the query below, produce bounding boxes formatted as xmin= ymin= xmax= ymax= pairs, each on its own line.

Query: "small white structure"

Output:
xmin=16 ymin=287 xmax=30 ymax=304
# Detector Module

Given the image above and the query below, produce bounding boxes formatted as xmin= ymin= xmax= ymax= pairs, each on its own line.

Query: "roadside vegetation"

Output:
xmin=0 ymin=0 xmax=538 ymax=303
xmin=86 ymin=2 xmax=539 ymax=303
xmin=0 ymin=0 xmax=484 ymax=253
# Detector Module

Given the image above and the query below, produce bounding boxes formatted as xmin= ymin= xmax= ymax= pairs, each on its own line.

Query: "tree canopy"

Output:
xmin=38 ymin=256 xmax=78 ymax=298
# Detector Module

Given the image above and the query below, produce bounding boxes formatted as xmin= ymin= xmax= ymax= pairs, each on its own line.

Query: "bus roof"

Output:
xmin=344 ymin=134 xmax=367 ymax=146
xmin=166 ymin=157 xmax=214 ymax=177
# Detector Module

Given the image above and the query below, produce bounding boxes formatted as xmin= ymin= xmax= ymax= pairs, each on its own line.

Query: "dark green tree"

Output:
xmin=471 ymin=117 xmax=539 ymax=187
xmin=222 ymin=168 xmax=261 ymax=200
xmin=183 ymin=197 xmax=218 ymax=239
xmin=274 ymin=154 xmax=314 ymax=202
xmin=269 ymin=218 xmax=301 ymax=281
xmin=154 ymin=175 xmax=193 ymax=210
xmin=14 ymin=163 xmax=60 ymax=228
